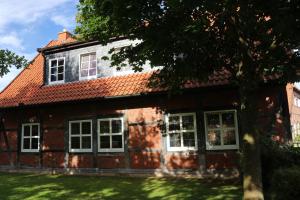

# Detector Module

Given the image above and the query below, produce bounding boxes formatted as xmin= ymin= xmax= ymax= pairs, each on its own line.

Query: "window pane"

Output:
xmin=23 ymin=126 xmax=30 ymax=136
xmin=82 ymin=122 xmax=91 ymax=135
xmin=57 ymin=74 xmax=64 ymax=81
xmin=183 ymin=132 xmax=195 ymax=147
xmin=81 ymin=62 xmax=89 ymax=69
xmin=51 ymin=75 xmax=57 ymax=82
xmin=168 ymin=116 xmax=180 ymax=131
xmin=71 ymin=123 xmax=80 ymax=135
xmin=58 ymin=66 xmax=64 ymax=73
xmin=90 ymin=61 xmax=97 ymax=68
xmin=51 ymin=60 xmax=57 ymax=67
xmin=89 ymin=68 xmax=96 ymax=76
xmin=51 ymin=67 xmax=57 ymax=74
xmin=90 ymin=54 xmax=96 ymax=61
xmin=112 ymin=120 xmax=122 ymax=133
xmin=81 ymin=55 xmax=89 ymax=62
xmin=23 ymin=138 xmax=30 ymax=149
xmin=32 ymin=138 xmax=39 ymax=149
xmin=222 ymin=113 xmax=235 ymax=128
xmin=206 ymin=114 xmax=220 ymax=128
xmin=182 ymin=115 xmax=194 ymax=130
xmin=32 ymin=125 xmax=39 ymax=136
xmin=58 ymin=59 xmax=64 ymax=66
xmin=223 ymin=129 xmax=237 ymax=145
xmin=100 ymin=136 xmax=110 ymax=148
xmin=81 ymin=69 xmax=88 ymax=77
xmin=100 ymin=121 xmax=110 ymax=134
xmin=71 ymin=137 xmax=80 ymax=149
xmin=170 ymin=133 xmax=181 ymax=147
xmin=82 ymin=136 xmax=91 ymax=149
xmin=207 ymin=130 xmax=221 ymax=145
xmin=112 ymin=135 xmax=122 ymax=148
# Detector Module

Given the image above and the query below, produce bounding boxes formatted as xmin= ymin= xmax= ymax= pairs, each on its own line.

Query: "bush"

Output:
xmin=261 ymin=137 xmax=300 ymax=192
xmin=270 ymin=166 xmax=300 ymax=200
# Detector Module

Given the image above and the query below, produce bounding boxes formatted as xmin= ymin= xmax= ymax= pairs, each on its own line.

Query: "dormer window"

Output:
xmin=80 ymin=53 xmax=97 ymax=80
xmin=49 ymin=57 xmax=65 ymax=84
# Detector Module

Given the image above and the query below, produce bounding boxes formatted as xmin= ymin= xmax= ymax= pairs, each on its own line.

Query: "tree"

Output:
xmin=0 ymin=49 xmax=28 ymax=77
xmin=76 ymin=0 xmax=300 ymax=199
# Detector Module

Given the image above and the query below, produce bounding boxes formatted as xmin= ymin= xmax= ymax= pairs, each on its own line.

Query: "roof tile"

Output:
xmin=0 ymin=41 xmax=231 ymax=108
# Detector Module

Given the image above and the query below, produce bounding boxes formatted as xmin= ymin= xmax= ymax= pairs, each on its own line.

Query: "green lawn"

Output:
xmin=0 ymin=172 xmax=242 ymax=200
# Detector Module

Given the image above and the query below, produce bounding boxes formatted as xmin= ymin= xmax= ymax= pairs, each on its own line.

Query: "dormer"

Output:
xmin=39 ymin=30 xmax=152 ymax=86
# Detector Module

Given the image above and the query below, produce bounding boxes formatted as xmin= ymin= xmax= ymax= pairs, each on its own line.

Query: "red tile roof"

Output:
xmin=0 ymin=40 xmax=230 ymax=108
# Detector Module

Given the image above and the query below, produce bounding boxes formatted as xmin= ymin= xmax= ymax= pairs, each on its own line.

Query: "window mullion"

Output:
xmin=110 ymin=120 xmax=112 ymax=149
xmin=55 ymin=60 xmax=58 ymax=79
xmin=219 ymin=113 xmax=224 ymax=146
xmin=180 ymin=115 xmax=184 ymax=148
xmin=88 ymin=55 xmax=91 ymax=75
xmin=29 ymin=125 xmax=32 ymax=150
xmin=80 ymin=122 xmax=82 ymax=149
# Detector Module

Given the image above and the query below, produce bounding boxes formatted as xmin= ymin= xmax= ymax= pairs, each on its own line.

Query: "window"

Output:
xmin=69 ymin=120 xmax=93 ymax=152
xmin=49 ymin=58 xmax=65 ymax=84
xmin=204 ymin=110 xmax=239 ymax=150
xmin=80 ymin=53 xmax=97 ymax=79
xmin=166 ymin=113 xmax=198 ymax=151
xmin=294 ymin=97 xmax=300 ymax=107
xmin=21 ymin=123 xmax=40 ymax=152
xmin=98 ymin=118 xmax=124 ymax=152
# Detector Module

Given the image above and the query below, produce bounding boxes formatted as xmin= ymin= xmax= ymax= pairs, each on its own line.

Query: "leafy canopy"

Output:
xmin=76 ymin=0 xmax=300 ymax=89
xmin=0 ymin=49 xmax=28 ymax=77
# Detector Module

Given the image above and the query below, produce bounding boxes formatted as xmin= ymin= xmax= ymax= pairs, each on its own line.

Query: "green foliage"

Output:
xmin=76 ymin=2 xmax=300 ymax=197
xmin=270 ymin=166 xmax=300 ymax=200
xmin=0 ymin=49 xmax=28 ymax=77
xmin=0 ymin=173 xmax=242 ymax=200
xmin=76 ymin=0 xmax=300 ymax=89
xmin=261 ymin=137 xmax=300 ymax=193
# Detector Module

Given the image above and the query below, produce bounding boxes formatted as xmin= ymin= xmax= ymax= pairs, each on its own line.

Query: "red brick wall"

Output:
xmin=0 ymin=86 xmax=290 ymax=171
xmin=42 ymin=152 xmax=65 ymax=168
xmin=165 ymin=153 xmax=198 ymax=170
xmin=19 ymin=154 xmax=40 ymax=167
xmin=96 ymin=155 xmax=125 ymax=169
xmin=42 ymin=129 xmax=64 ymax=150
xmin=130 ymin=152 xmax=161 ymax=169
xmin=206 ymin=152 xmax=239 ymax=170
xmin=0 ymin=152 xmax=16 ymax=165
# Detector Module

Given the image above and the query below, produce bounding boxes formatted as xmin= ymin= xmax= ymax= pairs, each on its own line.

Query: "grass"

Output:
xmin=0 ymin=172 xmax=242 ymax=200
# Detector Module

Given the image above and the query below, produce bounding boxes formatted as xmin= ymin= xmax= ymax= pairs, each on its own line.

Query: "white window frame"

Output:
xmin=98 ymin=117 xmax=124 ymax=152
xmin=21 ymin=123 xmax=40 ymax=153
xmin=69 ymin=120 xmax=93 ymax=153
xmin=48 ymin=57 xmax=65 ymax=84
xmin=165 ymin=112 xmax=198 ymax=152
xmin=79 ymin=52 xmax=97 ymax=80
xmin=204 ymin=110 xmax=239 ymax=150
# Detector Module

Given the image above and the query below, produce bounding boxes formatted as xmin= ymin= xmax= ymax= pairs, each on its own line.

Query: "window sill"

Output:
xmin=167 ymin=147 xmax=198 ymax=152
xmin=98 ymin=148 xmax=124 ymax=153
xmin=79 ymin=76 xmax=97 ymax=81
xmin=21 ymin=150 xmax=40 ymax=153
xmin=206 ymin=145 xmax=239 ymax=151
xmin=48 ymin=81 xmax=65 ymax=85
xmin=69 ymin=149 xmax=93 ymax=153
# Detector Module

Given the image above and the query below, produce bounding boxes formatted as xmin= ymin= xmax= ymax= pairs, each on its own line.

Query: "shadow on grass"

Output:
xmin=0 ymin=173 xmax=242 ymax=200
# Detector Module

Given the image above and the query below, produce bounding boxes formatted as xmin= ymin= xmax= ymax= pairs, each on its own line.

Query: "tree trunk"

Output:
xmin=239 ymin=87 xmax=264 ymax=200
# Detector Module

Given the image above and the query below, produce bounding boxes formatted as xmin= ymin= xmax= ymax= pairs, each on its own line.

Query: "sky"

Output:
xmin=0 ymin=0 xmax=79 ymax=91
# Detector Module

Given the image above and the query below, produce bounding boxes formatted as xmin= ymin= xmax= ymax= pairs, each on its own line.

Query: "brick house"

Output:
xmin=286 ymin=83 xmax=300 ymax=143
xmin=0 ymin=31 xmax=294 ymax=176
